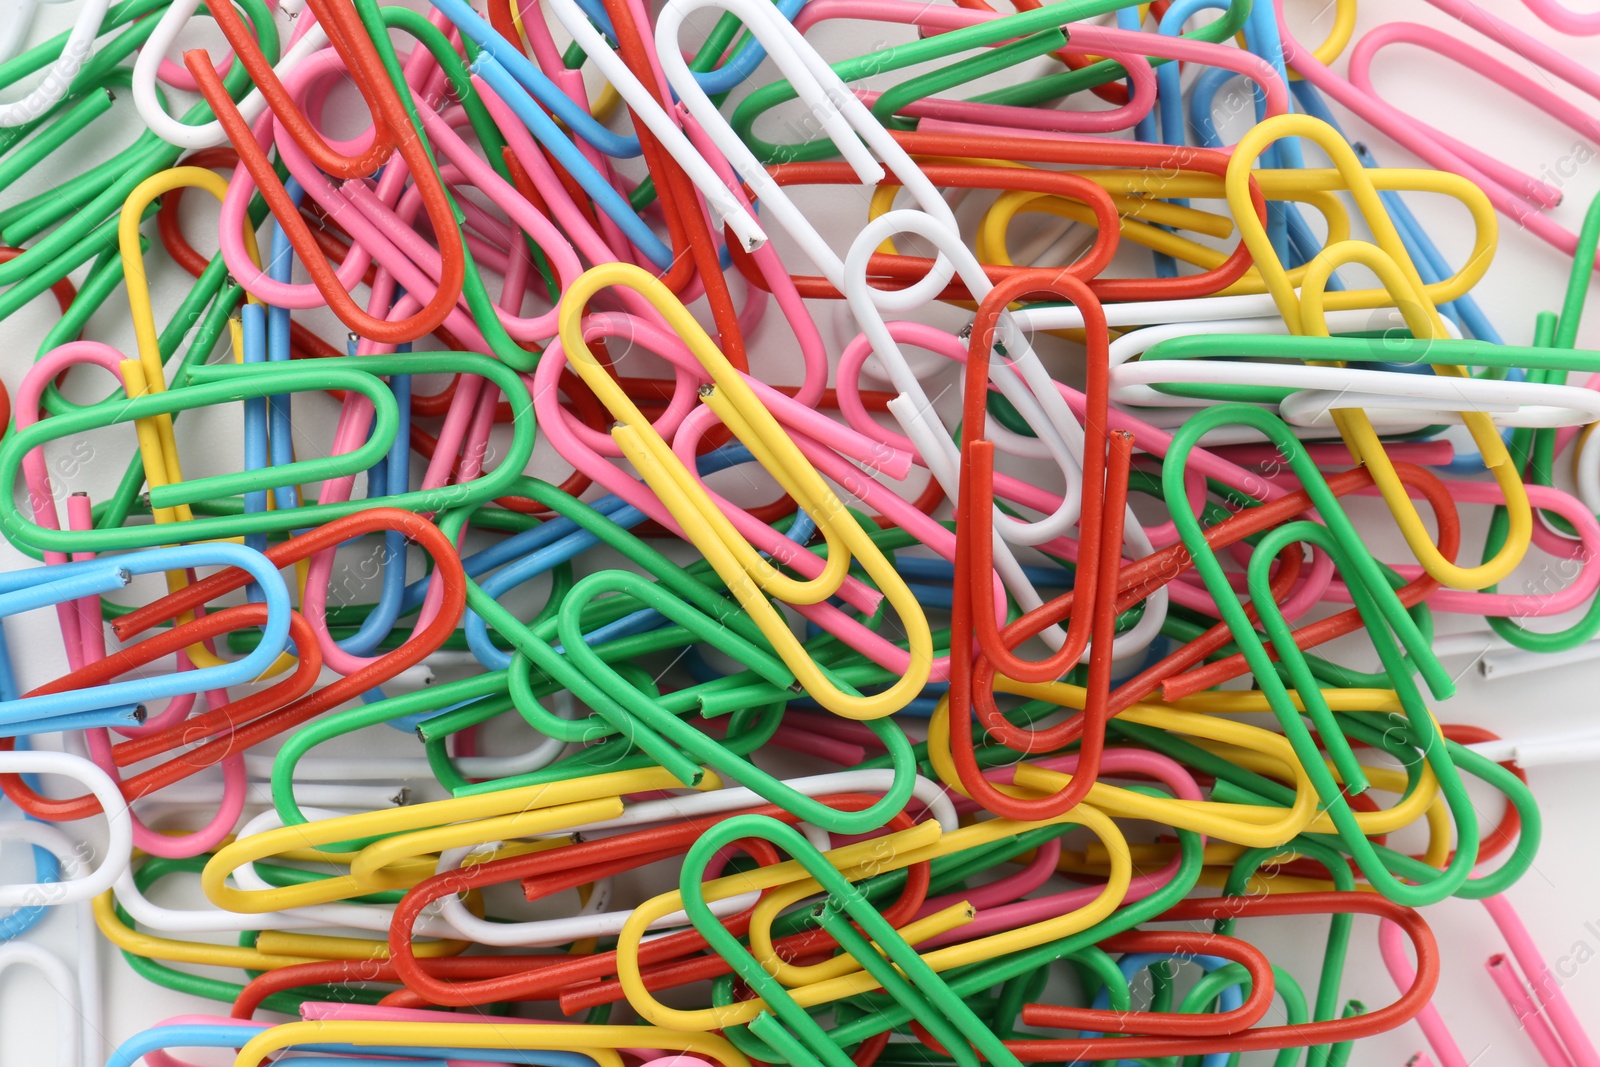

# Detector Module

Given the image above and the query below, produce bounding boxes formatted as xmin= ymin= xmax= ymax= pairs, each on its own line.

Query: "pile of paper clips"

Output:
xmin=4 ymin=0 xmax=1600 ymax=1062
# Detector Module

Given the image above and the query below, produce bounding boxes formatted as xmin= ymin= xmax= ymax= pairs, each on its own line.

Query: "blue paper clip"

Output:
xmin=468 ymin=51 xmax=673 ymax=268
xmin=431 ymin=0 xmax=642 ymax=160
xmin=0 ymin=543 xmax=291 ymax=726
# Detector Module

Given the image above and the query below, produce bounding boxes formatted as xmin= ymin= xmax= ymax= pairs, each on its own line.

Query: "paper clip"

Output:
xmin=555 ymin=263 xmax=933 ymax=719
xmin=1381 ymin=895 xmax=1600 ymax=1067
xmin=0 ymin=544 xmax=287 ymax=719
xmin=0 ymin=749 xmax=129 ymax=906
xmin=1225 ymin=113 xmax=1533 ymax=592
xmin=1279 ymin=0 xmax=1600 ymax=266
xmin=0 ymin=0 xmax=109 ymax=127
xmin=656 ymin=0 xmax=961 ymax=304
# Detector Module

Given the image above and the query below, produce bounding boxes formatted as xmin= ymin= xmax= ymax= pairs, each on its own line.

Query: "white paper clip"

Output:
xmin=540 ymin=0 xmax=766 ymax=252
xmin=0 ymin=0 xmax=111 ymax=127
xmin=657 ymin=0 xmax=960 ymax=305
xmin=131 ymin=0 xmax=333 ymax=149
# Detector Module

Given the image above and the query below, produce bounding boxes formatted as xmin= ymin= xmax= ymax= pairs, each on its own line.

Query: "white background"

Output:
xmin=4 ymin=0 xmax=1600 ymax=1064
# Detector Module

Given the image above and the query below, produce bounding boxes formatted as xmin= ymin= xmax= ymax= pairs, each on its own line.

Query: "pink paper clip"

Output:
xmin=1381 ymin=895 xmax=1600 ymax=1067
xmin=1280 ymin=0 xmax=1600 ymax=266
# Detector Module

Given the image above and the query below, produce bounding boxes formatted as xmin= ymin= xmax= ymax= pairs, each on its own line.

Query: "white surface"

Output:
xmin=4 ymin=0 xmax=1600 ymax=1064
